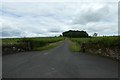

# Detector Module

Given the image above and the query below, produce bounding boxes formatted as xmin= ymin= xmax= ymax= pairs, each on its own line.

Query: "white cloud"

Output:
xmin=73 ymin=3 xmax=118 ymax=24
xmin=0 ymin=2 xmax=118 ymax=38
xmin=73 ymin=6 xmax=109 ymax=24
xmin=1 ymin=0 xmax=119 ymax=2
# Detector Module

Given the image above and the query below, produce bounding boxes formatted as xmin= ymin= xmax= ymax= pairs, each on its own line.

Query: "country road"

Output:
xmin=2 ymin=40 xmax=118 ymax=78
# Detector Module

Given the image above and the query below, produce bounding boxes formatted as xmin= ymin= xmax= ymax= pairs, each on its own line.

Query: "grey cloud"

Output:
xmin=2 ymin=29 xmax=21 ymax=37
xmin=49 ymin=30 xmax=61 ymax=33
xmin=1 ymin=2 xmax=118 ymax=38
xmin=48 ymin=26 xmax=65 ymax=33
xmin=73 ymin=6 xmax=110 ymax=25
xmin=118 ymin=1 xmax=120 ymax=35
xmin=2 ymin=24 xmax=23 ymax=37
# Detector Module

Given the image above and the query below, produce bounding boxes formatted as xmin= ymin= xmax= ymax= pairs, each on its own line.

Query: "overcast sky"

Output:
xmin=0 ymin=0 xmax=119 ymax=38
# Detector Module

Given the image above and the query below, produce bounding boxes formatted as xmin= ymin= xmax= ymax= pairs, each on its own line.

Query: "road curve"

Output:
xmin=2 ymin=40 xmax=118 ymax=78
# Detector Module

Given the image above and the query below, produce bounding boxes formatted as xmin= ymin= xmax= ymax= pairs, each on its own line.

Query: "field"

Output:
xmin=70 ymin=36 xmax=119 ymax=48
xmin=2 ymin=36 xmax=120 ymax=60
xmin=2 ymin=37 xmax=64 ymax=54
xmin=69 ymin=36 xmax=120 ymax=60
xmin=2 ymin=37 xmax=64 ymax=45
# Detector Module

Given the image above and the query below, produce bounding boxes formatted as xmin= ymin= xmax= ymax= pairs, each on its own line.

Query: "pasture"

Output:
xmin=69 ymin=36 xmax=120 ymax=60
xmin=2 ymin=37 xmax=64 ymax=55
xmin=70 ymin=36 xmax=119 ymax=48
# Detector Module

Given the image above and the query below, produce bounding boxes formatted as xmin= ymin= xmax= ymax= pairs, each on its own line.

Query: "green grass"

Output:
xmin=2 ymin=37 xmax=64 ymax=45
xmin=0 ymin=39 xmax=2 ymax=46
xmin=2 ymin=37 xmax=64 ymax=51
xmin=68 ymin=40 xmax=80 ymax=52
xmin=2 ymin=38 xmax=20 ymax=45
xmin=70 ymin=36 xmax=119 ymax=49
xmin=68 ymin=36 xmax=120 ymax=60
xmin=32 ymin=41 xmax=63 ymax=51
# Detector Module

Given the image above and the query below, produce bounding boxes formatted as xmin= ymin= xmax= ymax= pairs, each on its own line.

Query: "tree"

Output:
xmin=93 ymin=33 xmax=98 ymax=37
xmin=62 ymin=30 xmax=89 ymax=38
xmin=59 ymin=35 xmax=62 ymax=37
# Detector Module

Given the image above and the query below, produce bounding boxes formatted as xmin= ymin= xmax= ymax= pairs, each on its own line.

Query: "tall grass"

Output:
xmin=69 ymin=36 xmax=120 ymax=60
xmin=69 ymin=41 xmax=80 ymax=52
xmin=70 ymin=36 xmax=119 ymax=48
xmin=2 ymin=37 xmax=64 ymax=51
xmin=2 ymin=37 xmax=64 ymax=45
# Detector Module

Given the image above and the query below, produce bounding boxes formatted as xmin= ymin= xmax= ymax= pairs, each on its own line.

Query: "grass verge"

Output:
xmin=32 ymin=41 xmax=63 ymax=51
xmin=68 ymin=40 xmax=80 ymax=52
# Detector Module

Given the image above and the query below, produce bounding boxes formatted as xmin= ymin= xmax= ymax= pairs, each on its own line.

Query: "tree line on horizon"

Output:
xmin=62 ymin=30 xmax=89 ymax=38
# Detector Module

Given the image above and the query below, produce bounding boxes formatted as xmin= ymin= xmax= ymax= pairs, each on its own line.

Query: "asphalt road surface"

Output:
xmin=2 ymin=40 xmax=118 ymax=78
